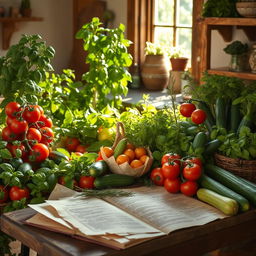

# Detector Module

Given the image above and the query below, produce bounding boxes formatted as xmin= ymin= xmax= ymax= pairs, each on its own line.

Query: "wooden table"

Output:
xmin=1 ymin=207 xmax=256 ymax=256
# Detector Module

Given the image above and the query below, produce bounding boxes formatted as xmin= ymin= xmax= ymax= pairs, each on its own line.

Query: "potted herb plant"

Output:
xmin=223 ymin=40 xmax=249 ymax=72
xmin=168 ymin=46 xmax=188 ymax=71
xmin=20 ymin=0 xmax=31 ymax=17
xmin=141 ymin=42 xmax=170 ymax=91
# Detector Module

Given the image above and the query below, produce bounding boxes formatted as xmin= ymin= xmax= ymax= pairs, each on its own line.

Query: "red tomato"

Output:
xmin=26 ymin=128 xmax=42 ymax=143
xmin=1 ymin=126 xmax=18 ymax=141
xmin=35 ymin=105 xmax=44 ymax=115
xmin=179 ymin=103 xmax=196 ymax=117
xmin=40 ymin=127 xmax=54 ymax=144
xmin=183 ymin=163 xmax=202 ymax=181
xmin=38 ymin=114 xmax=53 ymax=128
xmin=0 ymin=185 xmax=9 ymax=203
xmin=75 ymin=144 xmax=87 ymax=154
xmin=9 ymin=186 xmax=30 ymax=201
xmin=183 ymin=157 xmax=203 ymax=168
xmin=191 ymin=109 xmax=207 ymax=125
xmin=9 ymin=144 xmax=26 ymax=158
xmin=22 ymin=105 xmax=41 ymax=123
xmin=161 ymin=153 xmax=181 ymax=166
xmin=164 ymin=178 xmax=181 ymax=193
xmin=58 ymin=176 xmax=78 ymax=187
xmin=180 ymin=181 xmax=198 ymax=196
xmin=10 ymin=119 xmax=28 ymax=134
xmin=29 ymin=143 xmax=49 ymax=162
xmin=5 ymin=102 xmax=21 ymax=118
xmin=79 ymin=176 xmax=95 ymax=189
xmin=96 ymin=156 xmax=103 ymax=161
xmin=162 ymin=162 xmax=180 ymax=179
xmin=150 ymin=167 xmax=164 ymax=186
xmin=6 ymin=116 xmax=15 ymax=126
xmin=65 ymin=137 xmax=80 ymax=152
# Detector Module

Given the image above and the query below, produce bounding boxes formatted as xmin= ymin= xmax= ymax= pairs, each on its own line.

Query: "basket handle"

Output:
xmin=112 ymin=122 xmax=126 ymax=149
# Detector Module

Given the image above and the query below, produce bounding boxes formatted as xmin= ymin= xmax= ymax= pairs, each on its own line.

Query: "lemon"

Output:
xmin=98 ymin=127 xmax=115 ymax=141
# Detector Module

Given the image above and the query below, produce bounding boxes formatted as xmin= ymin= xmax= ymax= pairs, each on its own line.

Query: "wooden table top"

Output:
xmin=1 ymin=207 xmax=256 ymax=256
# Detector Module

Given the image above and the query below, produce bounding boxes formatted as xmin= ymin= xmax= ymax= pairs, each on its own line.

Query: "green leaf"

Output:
xmin=0 ymin=149 xmax=12 ymax=159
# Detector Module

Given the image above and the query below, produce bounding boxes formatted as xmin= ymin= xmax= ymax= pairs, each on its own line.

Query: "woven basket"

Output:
xmin=101 ymin=122 xmax=153 ymax=177
xmin=214 ymin=153 xmax=256 ymax=182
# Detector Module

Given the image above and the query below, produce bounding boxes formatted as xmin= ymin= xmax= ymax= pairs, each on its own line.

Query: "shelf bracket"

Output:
xmin=237 ymin=26 xmax=256 ymax=41
xmin=2 ymin=21 xmax=16 ymax=50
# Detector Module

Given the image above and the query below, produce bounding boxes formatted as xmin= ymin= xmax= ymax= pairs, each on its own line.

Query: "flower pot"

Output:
xmin=170 ymin=57 xmax=188 ymax=71
xmin=141 ymin=55 xmax=170 ymax=91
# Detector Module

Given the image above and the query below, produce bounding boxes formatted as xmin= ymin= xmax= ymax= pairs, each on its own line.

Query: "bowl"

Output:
xmin=236 ymin=2 xmax=256 ymax=17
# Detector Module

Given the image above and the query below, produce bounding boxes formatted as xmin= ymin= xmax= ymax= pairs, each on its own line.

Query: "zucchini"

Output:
xmin=204 ymin=139 xmax=222 ymax=155
xmin=205 ymin=164 xmax=256 ymax=206
xmin=192 ymin=132 xmax=208 ymax=150
xmin=185 ymin=126 xmax=199 ymax=135
xmin=94 ymin=174 xmax=135 ymax=189
xmin=197 ymin=188 xmax=239 ymax=216
xmin=198 ymin=101 xmax=215 ymax=132
xmin=49 ymin=151 xmax=69 ymax=164
xmin=199 ymin=174 xmax=250 ymax=212
xmin=229 ymin=103 xmax=241 ymax=133
xmin=215 ymin=97 xmax=227 ymax=129
xmin=113 ymin=138 xmax=128 ymax=158
xmin=88 ymin=160 xmax=109 ymax=177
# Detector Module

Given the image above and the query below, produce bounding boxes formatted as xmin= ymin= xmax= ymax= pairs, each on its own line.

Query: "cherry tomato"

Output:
xmin=26 ymin=127 xmax=42 ymax=143
xmin=1 ymin=126 xmax=18 ymax=141
xmin=161 ymin=153 xmax=181 ymax=166
xmin=183 ymin=157 xmax=203 ymax=168
xmin=0 ymin=185 xmax=8 ymax=203
xmin=75 ymin=144 xmax=87 ymax=154
xmin=10 ymin=119 xmax=28 ymax=134
xmin=162 ymin=162 xmax=180 ymax=179
xmin=65 ymin=137 xmax=80 ymax=152
xmin=183 ymin=163 xmax=202 ymax=181
xmin=79 ymin=176 xmax=95 ymax=189
xmin=179 ymin=103 xmax=196 ymax=117
xmin=180 ymin=181 xmax=198 ymax=196
xmin=164 ymin=178 xmax=181 ymax=193
xmin=9 ymin=186 xmax=30 ymax=201
xmin=22 ymin=105 xmax=41 ymax=123
xmin=40 ymin=127 xmax=54 ymax=144
xmin=6 ymin=116 xmax=15 ymax=126
xmin=9 ymin=144 xmax=26 ymax=158
xmin=35 ymin=105 xmax=44 ymax=115
xmin=191 ymin=109 xmax=207 ymax=125
xmin=29 ymin=143 xmax=49 ymax=162
xmin=5 ymin=102 xmax=21 ymax=118
xmin=38 ymin=114 xmax=53 ymax=128
xmin=150 ymin=167 xmax=164 ymax=186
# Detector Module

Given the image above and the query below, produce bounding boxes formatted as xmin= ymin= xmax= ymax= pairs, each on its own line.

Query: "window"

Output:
xmin=153 ymin=0 xmax=193 ymax=59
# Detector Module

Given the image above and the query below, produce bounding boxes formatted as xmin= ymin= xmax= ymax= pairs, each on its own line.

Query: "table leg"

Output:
xmin=20 ymin=244 xmax=30 ymax=256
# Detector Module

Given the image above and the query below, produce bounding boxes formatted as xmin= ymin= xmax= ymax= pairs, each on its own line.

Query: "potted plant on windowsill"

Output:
xmin=141 ymin=42 xmax=170 ymax=91
xmin=20 ymin=0 xmax=31 ymax=17
xmin=168 ymin=46 xmax=188 ymax=72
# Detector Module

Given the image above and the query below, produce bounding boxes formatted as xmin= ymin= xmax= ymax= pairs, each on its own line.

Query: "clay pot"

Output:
xmin=170 ymin=57 xmax=188 ymax=71
xmin=141 ymin=55 xmax=170 ymax=91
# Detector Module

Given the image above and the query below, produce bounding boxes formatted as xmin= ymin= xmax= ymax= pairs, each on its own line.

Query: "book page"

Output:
xmin=103 ymin=186 xmax=227 ymax=234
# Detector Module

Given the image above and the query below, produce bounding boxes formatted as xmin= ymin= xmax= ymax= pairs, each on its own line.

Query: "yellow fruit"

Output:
xmin=98 ymin=127 xmax=115 ymax=141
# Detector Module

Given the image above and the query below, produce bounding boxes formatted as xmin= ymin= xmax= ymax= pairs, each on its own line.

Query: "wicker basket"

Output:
xmin=214 ymin=153 xmax=256 ymax=182
xmin=101 ymin=122 xmax=153 ymax=177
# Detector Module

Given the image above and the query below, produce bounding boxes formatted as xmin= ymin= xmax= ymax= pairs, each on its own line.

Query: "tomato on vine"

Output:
xmin=150 ymin=167 xmax=164 ymax=186
xmin=10 ymin=119 xmax=28 ymax=134
xmin=183 ymin=157 xmax=203 ymax=168
xmin=183 ymin=163 xmax=202 ymax=181
xmin=26 ymin=128 xmax=42 ymax=143
xmin=162 ymin=162 xmax=180 ymax=179
xmin=9 ymin=186 xmax=30 ymax=201
xmin=79 ymin=176 xmax=95 ymax=189
xmin=40 ymin=127 xmax=54 ymax=144
xmin=161 ymin=153 xmax=181 ymax=165
xmin=65 ymin=137 xmax=80 ymax=152
xmin=191 ymin=109 xmax=207 ymax=125
xmin=29 ymin=143 xmax=49 ymax=162
xmin=180 ymin=181 xmax=198 ymax=197
xmin=38 ymin=114 xmax=53 ymax=128
xmin=5 ymin=102 xmax=21 ymax=118
xmin=1 ymin=126 xmax=18 ymax=141
xmin=22 ymin=105 xmax=41 ymax=123
xmin=164 ymin=178 xmax=181 ymax=193
xmin=179 ymin=103 xmax=196 ymax=117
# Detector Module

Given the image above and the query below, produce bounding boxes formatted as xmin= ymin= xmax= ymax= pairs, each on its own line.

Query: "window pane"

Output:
xmin=176 ymin=28 xmax=192 ymax=58
xmin=154 ymin=27 xmax=173 ymax=46
xmin=176 ymin=0 xmax=192 ymax=27
xmin=154 ymin=0 xmax=174 ymax=25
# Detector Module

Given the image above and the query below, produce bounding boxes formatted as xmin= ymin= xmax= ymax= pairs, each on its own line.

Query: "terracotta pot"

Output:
xmin=141 ymin=55 xmax=170 ymax=91
xmin=170 ymin=57 xmax=188 ymax=71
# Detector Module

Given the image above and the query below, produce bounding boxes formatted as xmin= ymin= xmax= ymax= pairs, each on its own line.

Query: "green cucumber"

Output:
xmin=197 ymin=188 xmax=239 ymax=216
xmin=199 ymin=174 xmax=249 ymax=212
xmin=205 ymin=164 xmax=256 ymax=206
xmin=49 ymin=151 xmax=69 ymax=164
xmin=88 ymin=160 xmax=109 ymax=177
xmin=192 ymin=132 xmax=208 ymax=150
xmin=113 ymin=138 xmax=128 ymax=158
xmin=185 ymin=126 xmax=199 ymax=135
xmin=204 ymin=139 xmax=221 ymax=155
xmin=215 ymin=97 xmax=227 ymax=129
xmin=229 ymin=103 xmax=241 ymax=133
xmin=94 ymin=174 xmax=135 ymax=189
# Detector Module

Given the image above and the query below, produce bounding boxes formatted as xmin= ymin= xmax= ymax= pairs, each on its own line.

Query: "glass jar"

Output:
xmin=249 ymin=44 xmax=256 ymax=73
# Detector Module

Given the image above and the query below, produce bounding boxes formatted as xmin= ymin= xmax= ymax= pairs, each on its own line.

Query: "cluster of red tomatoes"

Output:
xmin=150 ymin=153 xmax=203 ymax=197
xmin=64 ymin=137 xmax=88 ymax=155
xmin=1 ymin=101 xmax=54 ymax=162
xmin=179 ymin=102 xmax=206 ymax=125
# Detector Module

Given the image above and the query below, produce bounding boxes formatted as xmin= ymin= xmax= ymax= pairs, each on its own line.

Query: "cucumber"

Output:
xmin=199 ymin=174 xmax=250 ymax=212
xmin=49 ymin=151 xmax=69 ymax=164
xmin=197 ymin=188 xmax=239 ymax=216
xmin=94 ymin=174 xmax=135 ymax=189
xmin=192 ymin=132 xmax=208 ymax=150
xmin=204 ymin=139 xmax=221 ymax=155
xmin=17 ymin=163 xmax=33 ymax=174
xmin=215 ymin=97 xmax=227 ymax=129
xmin=229 ymin=103 xmax=241 ymax=133
xmin=88 ymin=160 xmax=109 ymax=177
xmin=113 ymin=138 xmax=128 ymax=158
xmin=205 ymin=164 xmax=256 ymax=206
xmin=185 ymin=126 xmax=199 ymax=135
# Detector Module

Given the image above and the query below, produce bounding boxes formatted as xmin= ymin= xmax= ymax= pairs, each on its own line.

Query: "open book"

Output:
xmin=25 ymin=184 xmax=227 ymax=250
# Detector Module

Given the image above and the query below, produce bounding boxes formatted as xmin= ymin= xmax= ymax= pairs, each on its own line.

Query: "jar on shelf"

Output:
xmin=249 ymin=44 xmax=256 ymax=73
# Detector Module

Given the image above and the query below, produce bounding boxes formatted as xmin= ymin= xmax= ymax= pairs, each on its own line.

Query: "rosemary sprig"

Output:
xmin=77 ymin=189 xmax=135 ymax=199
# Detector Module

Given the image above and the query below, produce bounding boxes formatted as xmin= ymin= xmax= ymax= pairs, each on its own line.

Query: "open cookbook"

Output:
xmin=25 ymin=184 xmax=227 ymax=249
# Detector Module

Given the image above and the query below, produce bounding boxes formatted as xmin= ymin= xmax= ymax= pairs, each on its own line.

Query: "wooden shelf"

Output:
xmin=208 ymin=67 xmax=256 ymax=80
xmin=203 ymin=17 xmax=256 ymax=26
xmin=0 ymin=17 xmax=43 ymax=50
